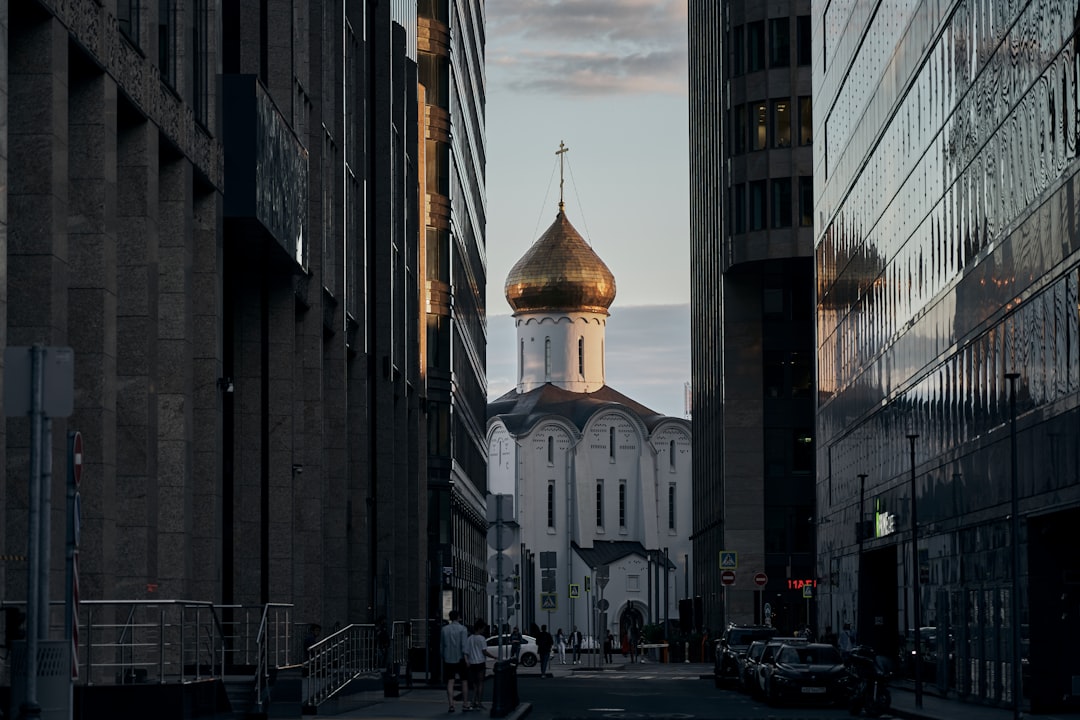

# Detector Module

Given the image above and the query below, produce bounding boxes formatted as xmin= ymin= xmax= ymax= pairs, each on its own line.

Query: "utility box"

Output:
xmin=9 ymin=640 xmax=72 ymax=720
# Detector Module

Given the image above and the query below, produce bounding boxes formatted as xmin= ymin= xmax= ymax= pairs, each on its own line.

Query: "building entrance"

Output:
xmin=858 ymin=545 xmax=899 ymax=660
xmin=1028 ymin=508 xmax=1080 ymax=712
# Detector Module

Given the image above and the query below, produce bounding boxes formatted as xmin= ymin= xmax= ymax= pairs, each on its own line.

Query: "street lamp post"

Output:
xmin=1005 ymin=371 xmax=1022 ymax=720
xmin=907 ymin=434 xmax=923 ymax=709
xmin=857 ymin=473 xmax=867 ymax=641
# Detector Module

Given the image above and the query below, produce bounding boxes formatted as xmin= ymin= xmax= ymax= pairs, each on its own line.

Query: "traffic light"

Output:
xmin=4 ymin=607 xmax=25 ymax=648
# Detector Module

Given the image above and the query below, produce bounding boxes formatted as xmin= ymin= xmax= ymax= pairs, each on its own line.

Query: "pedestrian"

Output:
xmin=555 ymin=628 xmax=567 ymax=664
xmin=628 ymin=624 xmax=639 ymax=663
xmin=536 ymin=624 xmax=555 ymax=677
xmin=375 ymin=617 xmax=391 ymax=671
xmin=510 ymin=625 xmax=522 ymax=665
xmin=838 ymin=622 xmax=854 ymax=659
xmin=465 ymin=620 xmax=495 ymax=711
xmin=303 ymin=623 xmax=322 ymax=653
xmin=823 ymin=625 xmax=837 ymax=647
xmin=570 ymin=626 xmax=583 ymax=664
xmin=440 ymin=610 xmax=470 ymax=713
xmin=604 ymin=631 xmax=614 ymax=663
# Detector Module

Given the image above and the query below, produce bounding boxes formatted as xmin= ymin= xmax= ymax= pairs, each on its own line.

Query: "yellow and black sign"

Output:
xmin=541 ymin=593 xmax=558 ymax=611
xmin=584 ymin=576 xmax=591 ymax=592
xmin=569 ymin=583 xmax=580 ymax=599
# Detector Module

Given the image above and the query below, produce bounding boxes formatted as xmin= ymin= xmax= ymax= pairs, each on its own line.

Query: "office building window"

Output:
xmin=793 ymin=430 xmax=814 ymax=473
xmin=731 ymin=25 xmax=744 ymax=76
xmin=118 ymin=0 xmax=140 ymax=45
xmin=799 ymin=176 xmax=814 ymax=226
xmin=799 ymin=97 xmax=813 ymax=145
xmin=772 ymin=178 xmax=792 ymax=228
xmin=773 ymin=100 xmax=791 ymax=148
xmin=596 ymin=480 xmax=604 ymax=527
xmin=618 ymin=481 xmax=627 ymax=528
xmin=732 ymin=104 xmax=747 ymax=155
xmin=609 ymin=426 xmax=616 ymax=462
xmin=731 ymin=184 xmax=746 ymax=234
xmin=159 ymin=0 xmax=175 ymax=87
xmin=668 ymin=484 xmax=677 ymax=530
xmin=749 ymin=180 xmax=766 ymax=231
xmin=752 ymin=102 xmax=768 ymax=150
xmin=578 ymin=337 xmax=585 ymax=375
xmin=547 ymin=436 xmax=554 ymax=466
xmin=547 ymin=482 xmax=556 ymax=529
xmin=797 ymin=16 xmax=812 ymax=65
xmin=747 ymin=21 xmax=765 ymax=72
xmin=627 ymin=574 xmax=640 ymax=592
xmin=769 ymin=18 xmax=789 ymax=67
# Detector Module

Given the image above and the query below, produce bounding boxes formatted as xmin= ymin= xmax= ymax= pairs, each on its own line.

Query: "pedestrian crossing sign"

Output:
xmin=541 ymin=592 xmax=558 ymax=611
xmin=569 ymin=583 xmax=580 ymax=599
xmin=719 ymin=551 xmax=738 ymax=569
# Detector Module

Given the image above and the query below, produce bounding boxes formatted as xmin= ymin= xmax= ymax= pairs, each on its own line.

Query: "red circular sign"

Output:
xmin=721 ymin=570 xmax=736 ymax=586
xmin=754 ymin=572 xmax=768 ymax=587
xmin=72 ymin=432 xmax=83 ymax=486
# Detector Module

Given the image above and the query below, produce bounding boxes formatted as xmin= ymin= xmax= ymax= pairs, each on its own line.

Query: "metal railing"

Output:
xmin=252 ymin=604 xmax=294 ymax=712
xmin=302 ymin=620 xmax=414 ymax=708
xmin=80 ymin=600 xmax=227 ymax=685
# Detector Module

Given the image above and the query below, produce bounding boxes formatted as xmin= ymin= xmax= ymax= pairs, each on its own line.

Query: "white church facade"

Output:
xmin=487 ymin=190 xmax=692 ymax=647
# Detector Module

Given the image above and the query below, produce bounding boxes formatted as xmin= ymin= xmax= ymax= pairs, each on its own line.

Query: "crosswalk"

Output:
xmin=568 ymin=672 xmax=706 ymax=681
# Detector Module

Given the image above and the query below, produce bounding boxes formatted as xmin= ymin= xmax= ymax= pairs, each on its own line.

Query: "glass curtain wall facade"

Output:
xmin=690 ymin=0 xmax=817 ymax=634
xmin=418 ymin=0 xmax=489 ymax=629
xmin=814 ymin=0 xmax=1080 ymax=712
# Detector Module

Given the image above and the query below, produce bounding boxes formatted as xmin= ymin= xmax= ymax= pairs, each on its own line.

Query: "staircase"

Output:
xmin=222 ymin=666 xmax=303 ymax=719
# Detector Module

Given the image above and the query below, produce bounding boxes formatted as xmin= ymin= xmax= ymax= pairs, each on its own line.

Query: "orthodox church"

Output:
xmin=487 ymin=160 xmax=692 ymax=647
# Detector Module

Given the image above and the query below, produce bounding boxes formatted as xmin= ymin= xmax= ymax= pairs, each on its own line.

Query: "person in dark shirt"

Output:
xmin=536 ymin=624 xmax=554 ymax=677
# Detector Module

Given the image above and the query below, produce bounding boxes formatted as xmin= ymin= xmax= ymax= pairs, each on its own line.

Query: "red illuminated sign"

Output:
xmin=787 ymin=578 xmax=818 ymax=590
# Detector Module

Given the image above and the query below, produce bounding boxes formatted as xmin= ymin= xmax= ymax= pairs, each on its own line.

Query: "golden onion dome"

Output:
xmin=505 ymin=207 xmax=617 ymax=315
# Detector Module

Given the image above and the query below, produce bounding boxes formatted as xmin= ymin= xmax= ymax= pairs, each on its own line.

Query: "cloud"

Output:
xmin=488 ymin=0 xmax=688 ymax=97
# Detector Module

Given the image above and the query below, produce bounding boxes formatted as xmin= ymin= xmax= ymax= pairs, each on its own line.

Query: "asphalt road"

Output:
xmin=517 ymin=672 xmax=864 ymax=720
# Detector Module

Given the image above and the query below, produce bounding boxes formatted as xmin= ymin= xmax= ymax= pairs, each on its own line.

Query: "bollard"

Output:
xmin=684 ymin=642 xmax=690 ymax=663
xmin=490 ymin=659 xmax=519 ymax=718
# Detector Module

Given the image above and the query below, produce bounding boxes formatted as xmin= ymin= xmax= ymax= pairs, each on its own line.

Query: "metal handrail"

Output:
xmin=253 ymin=603 xmax=293 ymax=712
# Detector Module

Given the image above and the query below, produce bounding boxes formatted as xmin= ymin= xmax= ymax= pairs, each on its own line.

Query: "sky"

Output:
xmin=484 ymin=0 xmax=692 ymax=419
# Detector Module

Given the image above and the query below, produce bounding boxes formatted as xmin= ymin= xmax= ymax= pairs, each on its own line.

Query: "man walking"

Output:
xmin=571 ymin=626 xmax=583 ymax=664
xmin=536 ymin=624 xmax=554 ymax=677
xmin=441 ymin=610 xmax=470 ymax=712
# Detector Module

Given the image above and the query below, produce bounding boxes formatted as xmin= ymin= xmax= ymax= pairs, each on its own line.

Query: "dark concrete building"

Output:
xmin=814 ymin=1 xmax=1080 ymax=712
xmin=418 ymin=0 xmax=489 ymax=626
xmin=688 ymin=0 xmax=817 ymax=633
xmin=0 ymin=0 xmax=459 ymax=650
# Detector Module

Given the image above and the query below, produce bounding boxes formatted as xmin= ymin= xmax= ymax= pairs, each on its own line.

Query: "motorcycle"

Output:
xmin=845 ymin=645 xmax=892 ymax=717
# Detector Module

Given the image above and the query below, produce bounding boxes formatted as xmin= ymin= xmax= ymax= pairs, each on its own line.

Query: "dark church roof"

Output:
xmin=487 ymin=383 xmax=670 ymax=436
xmin=572 ymin=540 xmax=676 ymax=570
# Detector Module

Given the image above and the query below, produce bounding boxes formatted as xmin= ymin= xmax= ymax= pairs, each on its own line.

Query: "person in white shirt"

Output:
xmin=441 ymin=610 xmax=470 ymax=713
xmin=465 ymin=621 xmax=495 ymax=710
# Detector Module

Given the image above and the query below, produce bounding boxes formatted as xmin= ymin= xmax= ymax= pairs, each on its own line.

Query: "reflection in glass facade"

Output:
xmin=690 ymin=0 xmax=817 ymax=634
xmin=815 ymin=0 xmax=1080 ymax=711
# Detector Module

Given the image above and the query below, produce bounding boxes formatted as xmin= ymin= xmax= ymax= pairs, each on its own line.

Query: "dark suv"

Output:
xmin=714 ymin=624 xmax=778 ymax=687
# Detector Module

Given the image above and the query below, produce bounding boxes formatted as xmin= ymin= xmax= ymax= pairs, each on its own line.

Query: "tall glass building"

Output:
xmin=418 ymin=0 xmax=489 ymax=627
xmin=689 ymin=0 xmax=817 ymax=633
xmin=815 ymin=1 xmax=1080 ymax=711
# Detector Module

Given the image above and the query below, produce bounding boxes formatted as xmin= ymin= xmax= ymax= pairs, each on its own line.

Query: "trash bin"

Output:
xmin=489 ymin=659 xmax=518 ymax=718
xmin=660 ymin=644 xmax=669 ymax=663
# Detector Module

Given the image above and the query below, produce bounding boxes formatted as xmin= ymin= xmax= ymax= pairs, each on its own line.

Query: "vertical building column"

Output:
xmin=190 ymin=187 xmax=223 ymax=602
xmin=116 ymin=116 xmax=160 ymax=597
xmin=266 ymin=278 xmax=296 ymax=606
xmin=6 ymin=10 xmax=69 ymax=595
xmin=157 ymin=156 xmax=195 ymax=597
xmin=0 ymin=0 xmax=10 ymax=593
xmin=68 ymin=61 xmax=119 ymax=598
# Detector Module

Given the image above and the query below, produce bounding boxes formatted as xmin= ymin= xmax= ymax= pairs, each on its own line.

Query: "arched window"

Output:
xmin=609 ymin=426 xmax=616 ymax=462
xmin=668 ymin=484 xmax=677 ymax=530
xmin=547 ymin=435 xmax=554 ymax=466
xmin=669 ymin=439 xmax=677 ymax=472
xmin=618 ymin=480 xmax=627 ymax=528
xmin=547 ymin=482 xmax=556 ymax=529
xmin=595 ymin=480 xmax=604 ymax=527
xmin=544 ymin=337 xmax=551 ymax=380
xmin=519 ymin=339 xmax=524 ymax=381
xmin=578 ymin=337 xmax=585 ymax=375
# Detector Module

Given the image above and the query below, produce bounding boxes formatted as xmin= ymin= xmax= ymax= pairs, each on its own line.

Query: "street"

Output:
xmin=517 ymin=668 xmax=869 ymax=720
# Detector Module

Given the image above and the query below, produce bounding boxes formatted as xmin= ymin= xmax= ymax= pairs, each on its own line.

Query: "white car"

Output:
xmin=486 ymin=634 xmax=539 ymax=667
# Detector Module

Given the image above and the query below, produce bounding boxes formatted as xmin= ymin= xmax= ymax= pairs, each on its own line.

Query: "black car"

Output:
xmin=749 ymin=637 xmax=805 ymax=697
xmin=738 ymin=640 xmax=768 ymax=695
xmin=714 ymin=624 xmax=778 ymax=687
xmin=761 ymin=642 xmax=849 ymax=706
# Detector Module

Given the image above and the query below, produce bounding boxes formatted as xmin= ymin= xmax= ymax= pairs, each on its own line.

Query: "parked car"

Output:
xmin=750 ymin=637 xmax=807 ymax=698
xmin=762 ymin=642 xmax=849 ymax=706
xmin=738 ymin=640 xmax=768 ymax=695
xmin=714 ymin=624 xmax=778 ymax=687
xmin=486 ymin=634 xmax=539 ymax=668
